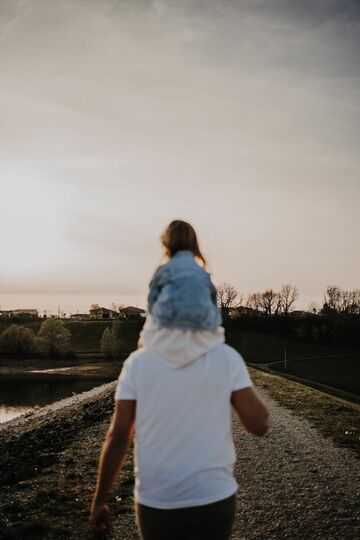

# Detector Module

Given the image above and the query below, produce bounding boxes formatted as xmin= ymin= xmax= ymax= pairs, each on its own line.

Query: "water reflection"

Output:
xmin=0 ymin=406 xmax=33 ymax=423
xmin=0 ymin=373 xmax=114 ymax=424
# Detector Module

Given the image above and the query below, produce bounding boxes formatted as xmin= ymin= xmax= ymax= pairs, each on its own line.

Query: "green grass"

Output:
xmin=64 ymin=320 xmax=112 ymax=352
xmin=0 ymin=320 xmax=42 ymax=335
xmin=250 ymin=367 xmax=360 ymax=456
xmin=64 ymin=319 xmax=144 ymax=353
xmin=0 ymin=319 xmax=144 ymax=354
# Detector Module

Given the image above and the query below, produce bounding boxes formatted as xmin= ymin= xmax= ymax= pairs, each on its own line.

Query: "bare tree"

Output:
xmin=245 ymin=292 xmax=262 ymax=313
xmin=339 ymin=289 xmax=360 ymax=315
xmin=307 ymin=301 xmax=319 ymax=314
xmin=278 ymin=284 xmax=299 ymax=315
xmin=259 ymin=289 xmax=278 ymax=317
xmin=110 ymin=303 xmax=125 ymax=313
xmin=323 ymin=286 xmax=342 ymax=313
xmin=322 ymin=285 xmax=360 ymax=315
xmin=90 ymin=303 xmax=100 ymax=311
xmin=274 ymin=293 xmax=283 ymax=316
xmin=216 ymin=282 xmax=243 ymax=316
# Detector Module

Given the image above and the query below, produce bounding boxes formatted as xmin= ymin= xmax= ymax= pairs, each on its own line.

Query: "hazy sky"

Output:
xmin=1 ymin=0 xmax=359 ymax=313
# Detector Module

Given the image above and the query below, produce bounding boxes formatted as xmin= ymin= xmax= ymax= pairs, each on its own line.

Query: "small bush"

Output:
xmin=37 ymin=319 xmax=71 ymax=356
xmin=0 ymin=324 xmax=36 ymax=355
xmin=101 ymin=321 xmax=126 ymax=358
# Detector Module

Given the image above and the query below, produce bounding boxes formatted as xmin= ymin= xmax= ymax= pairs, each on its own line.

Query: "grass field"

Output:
xmin=227 ymin=329 xmax=358 ymax=363
xmin=274 ymin=355 xmax=360 ymax=395
xmin=227 ymin=330 xmax=360 ymax=396
xmin=0 ymin=319 xmax=42 ymax=336
xmin=0 ymin=318 xmax=144 ymax=354
xmin=64 ymin=319 xmax=144 ymax=353
xmin=64 ymin=320 xmax=112 ymax=352
xmin=250 ymin=367 xmax=360 ymax=456
xmin=0 ymin=319 xmax=110 ymax=353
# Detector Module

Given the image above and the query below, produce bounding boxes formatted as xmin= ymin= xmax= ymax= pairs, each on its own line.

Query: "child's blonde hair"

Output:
xmin=161 ymin=220 xmax=207 ymax=267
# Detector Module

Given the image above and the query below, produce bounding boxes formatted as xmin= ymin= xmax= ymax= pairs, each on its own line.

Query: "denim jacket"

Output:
xmin=147 ymin=250 xmax=222 ymax=330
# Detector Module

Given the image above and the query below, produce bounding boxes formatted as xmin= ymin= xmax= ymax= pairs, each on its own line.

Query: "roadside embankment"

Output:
xmin=0 ymin=380 xmax=136 ymax=540
xmin=1 ymin=368 xmax=359 ymax=539
xmin=249 ymin=367 xmax=360 ymax=456
xmin=0 ymin=382 xmax=116 ymax=486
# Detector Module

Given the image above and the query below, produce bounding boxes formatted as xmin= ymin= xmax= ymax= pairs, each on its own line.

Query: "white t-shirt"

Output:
xmin=115 ymin=343 xmax=252 ymax=509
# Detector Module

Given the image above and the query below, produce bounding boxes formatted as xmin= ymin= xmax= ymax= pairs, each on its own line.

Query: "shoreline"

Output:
xmin=0 ymin=381 xmax=118 ymax=487
xmin=0 ymin=380 xmax=117 ymax=433
xmin=0 ymin=380 xmax=137 ymax=540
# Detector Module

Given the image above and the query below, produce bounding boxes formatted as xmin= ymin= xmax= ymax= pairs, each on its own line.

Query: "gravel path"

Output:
xmin=230 ymin=389 xmax=360 ymax=540
xmin=112 ymin=387 xmax=360 ymax=539
xmin=1 ymin=384 xmax=359 ymax=539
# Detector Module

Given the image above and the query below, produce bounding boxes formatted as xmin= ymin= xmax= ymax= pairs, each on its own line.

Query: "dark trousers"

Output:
xmin=136 ymin=494 xmax=236 ymax=540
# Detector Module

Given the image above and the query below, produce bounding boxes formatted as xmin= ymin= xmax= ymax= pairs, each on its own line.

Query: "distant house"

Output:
xmin=0 ymin=310 xmax=12 ymax=318
xmin=289 ymin=310 xmax=308 ymax=318
xmin=5 ymin=309 xmax=39 ymax=319
xmin=120 ymin=306 xmax=147 ymax=319
xmin=70 ymin=313 xmax=91 ymax=320
xmin=228 ymin=306 xmax=256 ymax=318
xmin=89 ymin=307 xmax=118 ymax=320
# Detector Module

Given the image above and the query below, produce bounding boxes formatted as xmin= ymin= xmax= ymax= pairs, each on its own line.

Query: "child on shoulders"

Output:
xmin=139 ymin=220 xmax=224 ymax=368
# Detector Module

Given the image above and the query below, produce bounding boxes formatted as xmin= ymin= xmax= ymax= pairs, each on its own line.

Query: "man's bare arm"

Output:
xmin=89 ymin=399 xmax=136 ymax=530
xmin=231 ymin=387 xmax=269 ymax=436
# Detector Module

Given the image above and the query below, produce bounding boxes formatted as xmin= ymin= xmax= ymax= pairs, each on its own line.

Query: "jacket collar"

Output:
xmin=172 ymin=250 xmax=194 ymax=259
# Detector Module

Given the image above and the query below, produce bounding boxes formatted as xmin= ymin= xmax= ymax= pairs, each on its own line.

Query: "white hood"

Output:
xmin=138 ymin=316 xmax=225 ymax=369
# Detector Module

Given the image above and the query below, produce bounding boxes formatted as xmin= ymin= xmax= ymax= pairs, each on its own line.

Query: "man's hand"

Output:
xmin=89 ymin=400 xmax=135 ymax=534
xmin=89 ymin=503 xmax=111 ymax=533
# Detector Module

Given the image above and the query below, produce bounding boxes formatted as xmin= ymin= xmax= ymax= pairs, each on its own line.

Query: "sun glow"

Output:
xmin=1 ymin=166 xmax=65 ymax=279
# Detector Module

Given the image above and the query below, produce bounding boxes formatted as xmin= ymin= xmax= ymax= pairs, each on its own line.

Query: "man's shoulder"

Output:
xmin=124 ymin=347 xmax=157 ymax=366
xmin=211 ymin=343 xmax=245 ymax=362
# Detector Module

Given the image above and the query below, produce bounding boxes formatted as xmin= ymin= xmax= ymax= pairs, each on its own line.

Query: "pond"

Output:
xmin=0 ymin=363 xmax=121 ymax=424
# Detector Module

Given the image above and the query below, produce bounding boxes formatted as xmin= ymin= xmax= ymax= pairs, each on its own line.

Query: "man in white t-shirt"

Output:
xmin=90 ymin=343 xmax=269 ymax=539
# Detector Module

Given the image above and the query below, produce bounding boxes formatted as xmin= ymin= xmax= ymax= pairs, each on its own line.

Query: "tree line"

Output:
xmin=1 ymin=283 xmax=359 ymax=356
xmin=216 ymin=283 xmax=300 ymax=317
xmin=321 ymin=286 xmax=360 ymax=316
xmin=216 ymin=283 xmax=360 ymax=346
xmin=216 ymin=283 xmax=360 ymax=317
xmin=0 ymin=317 xmax=143 ymax=359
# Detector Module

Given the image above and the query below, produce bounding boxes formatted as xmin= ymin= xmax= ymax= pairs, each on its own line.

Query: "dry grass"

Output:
xmin=250 ymin=367 xmax=360 ymax=456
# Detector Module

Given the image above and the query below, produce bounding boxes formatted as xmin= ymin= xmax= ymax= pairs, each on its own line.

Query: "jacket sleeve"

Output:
xmin=147 ymin=266 xmax=164 ymax=313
